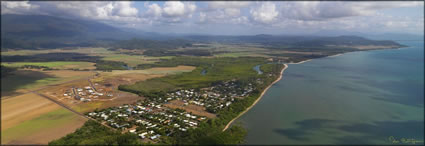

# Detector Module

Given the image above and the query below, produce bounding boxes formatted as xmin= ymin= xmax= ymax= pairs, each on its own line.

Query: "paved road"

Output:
xmin=31 ymin=91 xmax=87 ymax=118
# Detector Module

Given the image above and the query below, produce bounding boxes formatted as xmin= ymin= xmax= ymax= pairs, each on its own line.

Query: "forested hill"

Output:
xmin=1 ymin=14 xmax=141 ymax=50
xmin=182 ymin=34 xmax=404 ymax=48
xmin=1 ymin=14 xmax=405 ymax=51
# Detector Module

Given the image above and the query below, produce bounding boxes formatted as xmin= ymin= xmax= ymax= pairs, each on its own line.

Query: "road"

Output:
xmin=1 ymin=75 xmax=95 ymax=100
xmin=2 ymin=72 xmax=116 ymax=130
xmin=31 ymin=91 xmax=87 ymax=118
xmin=2 ymin=71 xmax=121 ymax=131
xmin=88 ymin=79 xmax=97 ymax=92
xmin=31 ymin=90 xmax=116 ymax=130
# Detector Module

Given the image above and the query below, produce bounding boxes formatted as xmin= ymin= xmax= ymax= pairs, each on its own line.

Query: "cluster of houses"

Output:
xmin=63 ymin=84 xmax=113 ymax=102
xmin=86 ymin=102 xmax=207 ymax=142
xmin=85 ymin=79 xmax=257 ymax=143
xmin=161 ymin=80 xmax=255 ymax=113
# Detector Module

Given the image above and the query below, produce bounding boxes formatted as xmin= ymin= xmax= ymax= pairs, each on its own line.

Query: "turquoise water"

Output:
xmin=238 ymin=41 xmax=424 ymax=145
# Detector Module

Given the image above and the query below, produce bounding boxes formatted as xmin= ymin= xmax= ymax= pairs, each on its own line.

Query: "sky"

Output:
xmin=1 ymin=1 xmax=424 ymax=35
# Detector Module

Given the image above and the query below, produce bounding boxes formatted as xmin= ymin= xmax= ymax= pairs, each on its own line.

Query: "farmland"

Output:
xmin=1 ymin=57 xmax=196 ymax=145
xmin=1 ymin=69 xmax=95 ymax=98
xmin=1 ymin=93 xmax=87 ymax=145
xmin=1 ymin=35 xmax=406 ymax=145
xmin=1 ymin=61 xmax=96 ymax=70
xmin=1 ymin=47 xmax=173 ymax=67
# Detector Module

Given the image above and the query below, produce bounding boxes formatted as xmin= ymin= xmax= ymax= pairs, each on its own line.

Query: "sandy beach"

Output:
xmin=288 ymin=59 xmax=312 ymax=65
xmin=328 ymin=53 xmax=343 ymax=58
xmin=222 ymin=64 xmax=288 ymax=131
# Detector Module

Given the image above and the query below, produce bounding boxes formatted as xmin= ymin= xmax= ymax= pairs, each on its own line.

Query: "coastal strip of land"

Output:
xmin=223 ymin=64 xmax=288 ymax=131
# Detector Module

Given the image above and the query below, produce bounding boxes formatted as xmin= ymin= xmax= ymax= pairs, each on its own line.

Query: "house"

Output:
xmin=226 ymin=101 xmax=232 ymax=106
xmin=150 ymin=135 xmax=159 ymax=140
xmin=129 ymin=129 xmax=136 ymax=133
xmin=139 ymin=132 xmax=147 ymax=139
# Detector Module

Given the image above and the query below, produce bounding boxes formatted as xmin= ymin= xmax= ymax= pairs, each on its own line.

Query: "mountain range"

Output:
xmin=1 ymin=14 xmax=413 ymax=50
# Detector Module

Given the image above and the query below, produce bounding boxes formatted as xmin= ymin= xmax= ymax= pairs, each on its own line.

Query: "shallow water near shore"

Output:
xmin=237 ymin=41 xmax=424 ymax=145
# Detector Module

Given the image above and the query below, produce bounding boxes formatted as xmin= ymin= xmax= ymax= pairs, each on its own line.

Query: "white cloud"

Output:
xmin=162 ymin=1 xmax=196 ymax=18
xmin=146 ymin=3 xmax=162 ymax=17
xmin=279 ymin=1 xmax=424 ymax=21
xmin=113 ymin=2 xmax=138 ymax=17
xmin=163 ymin=1 xmax=186 ymax=17
xmin=199 ymin=12 xmax=206 ymax=22
xmin=30 ymin=1 xmax=142 ymax=23
xmin=224 ymin=8 xmax=240 ymax=17
xmin=250 ymin=2 xmax=279 ymax=24
xmin=198 ymin=1 xmax=250 ymax=24
xmin=207 ymin=1 xmax=251 ymax=9
xmin=1 ymin=1 xmax=39 ymax=14
xmin=1 ymin=1 xmax=423 ymax=35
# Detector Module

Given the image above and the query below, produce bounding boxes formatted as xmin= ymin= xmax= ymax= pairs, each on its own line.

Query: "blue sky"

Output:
xmin=1 ymin=1 xmax=424 ymax=35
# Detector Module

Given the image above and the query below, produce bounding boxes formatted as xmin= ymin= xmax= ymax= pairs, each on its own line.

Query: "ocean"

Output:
xmin=237 ymin=41 xmax=424 ymax=145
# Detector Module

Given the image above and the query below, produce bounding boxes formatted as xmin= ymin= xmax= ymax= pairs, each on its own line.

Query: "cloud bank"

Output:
xmin=1 ymin=1 xmax=423 ymax=35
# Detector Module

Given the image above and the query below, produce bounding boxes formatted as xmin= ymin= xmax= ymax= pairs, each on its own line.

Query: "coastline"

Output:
xmin=221 ymin=46 xmax=406 ymax=132
xmin=288 ymin=59 xmax=312 ymax=65
xmin=222 ymin=64 xmax=288 ymax=131
xmin=221 ymin=53 xmax=344 ymax=131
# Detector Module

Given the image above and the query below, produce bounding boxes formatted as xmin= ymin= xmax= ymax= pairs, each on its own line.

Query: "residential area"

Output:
xmin=64 ymin=80 xmax=115 ymax=102
xmin=86 ymin=79 xmax=259 ymax=142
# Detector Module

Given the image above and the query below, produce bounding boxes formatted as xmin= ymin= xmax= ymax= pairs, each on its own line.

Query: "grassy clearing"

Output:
xmin=1 ymin=61 xmax=95 ymax=70
xmin=101 ymin=66 xmax=195 ymax=76
xmin=72 ymin=102 xmax=104 ymax=113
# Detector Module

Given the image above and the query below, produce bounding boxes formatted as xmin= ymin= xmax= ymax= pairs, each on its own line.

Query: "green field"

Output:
xmin=1 ymin=108 xmax=83 ymax=144
xmin=1 ymin=69 xmax=94 ymax=97
xmin=1 ymin=61 xmax=95 ymax=69
xmin=101 ymin=55 xmax=174 ymax=67
xmin=214 ymin=52 xmax=268 ymax=57
xmin=1 ymin=48 xmax=177 ymax=68
xmin=120 ymin=57 xmax=268 ymax=94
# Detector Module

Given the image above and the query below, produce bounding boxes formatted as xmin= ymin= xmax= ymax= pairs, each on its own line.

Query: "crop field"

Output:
xmin=35 ymin=66 xmax=195 ymax=113
xmin=1 ymin=93 xmax=87 ymax=145
xmin=1 ymin=61 xmax=96 ymax=70
xmin=1 ymin=69 xmax=95 ymax=98
xmin=1 ymin=47 xmax=175 ymax=67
